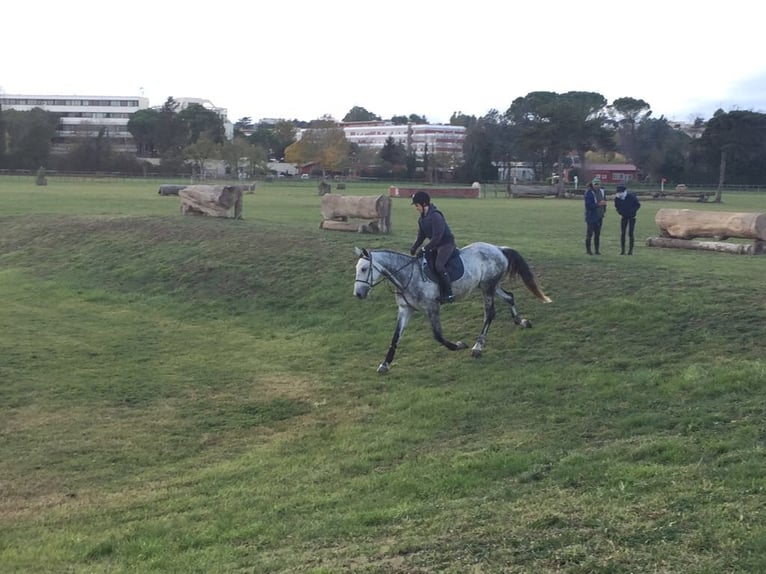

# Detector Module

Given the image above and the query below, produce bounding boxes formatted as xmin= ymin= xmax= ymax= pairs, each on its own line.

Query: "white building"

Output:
xmin=298 ymin=121 xmax=466 ymax=159
xmin=0 ymin=94 xmax=234 ymax=154
xmin=0 ymin=94 xmax=150 ymax=153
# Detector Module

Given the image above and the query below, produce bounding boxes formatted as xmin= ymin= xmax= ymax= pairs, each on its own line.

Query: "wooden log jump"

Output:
xmin=647 ymin=208 xmax=766 ymax=255
xmin=508 ymin=184 xmax=559 ymax=198
xmin=319 ymin=193 xmax=391 ymax=234
xmin=178 ymin=185 xmax=243 ymax=219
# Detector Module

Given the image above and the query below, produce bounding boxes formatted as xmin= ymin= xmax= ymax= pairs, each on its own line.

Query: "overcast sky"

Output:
xmin=4 ymin=1 xmax=765 ymax=125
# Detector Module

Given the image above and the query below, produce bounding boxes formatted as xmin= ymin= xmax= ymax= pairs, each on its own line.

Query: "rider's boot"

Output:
xmin=437 ymin=272 xmax=454 ymax=304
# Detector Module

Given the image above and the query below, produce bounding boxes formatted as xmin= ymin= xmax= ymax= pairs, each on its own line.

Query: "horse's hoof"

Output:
xmin=471 ymin=349 xmax=482 ymax=358
xmin=377 ymin=363 xmax=390 ymax=374
xmin=456 ymin=341 xmax=468 ymax=350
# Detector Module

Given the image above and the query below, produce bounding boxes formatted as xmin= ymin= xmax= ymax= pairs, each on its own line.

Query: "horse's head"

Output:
xmin=353 ymin=247 xmax=378 ymax=299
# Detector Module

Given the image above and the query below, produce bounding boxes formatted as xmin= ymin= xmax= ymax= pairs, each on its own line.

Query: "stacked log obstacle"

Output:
xmin=162 ymin=183 xmax=254 ymax=197
xmin=319 ymin=193 xmax=391 ymax=233
xmin=508 ymin=184 xmax=560 ymax=198
xmin=389 ymin=186 xmax=480 ymax=199
xmin=646 ymin=208 xmax=766 ymax=254
xmin=178 ymin=185 xmax=243 ymax=219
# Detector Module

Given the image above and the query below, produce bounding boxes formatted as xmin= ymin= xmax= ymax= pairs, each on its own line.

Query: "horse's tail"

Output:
xmin=501 ymin=247 xmax=552 ymax=303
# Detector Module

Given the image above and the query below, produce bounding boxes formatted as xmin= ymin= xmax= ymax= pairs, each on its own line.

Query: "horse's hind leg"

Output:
xmin=497 ymin=287 xmax=533 ymax=328
xmin=471 ymin=290 xmax=497 ymax=358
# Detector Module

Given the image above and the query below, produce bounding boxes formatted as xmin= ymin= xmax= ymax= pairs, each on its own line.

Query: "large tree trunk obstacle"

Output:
xmin=319 ymin=193 xmax=391 ymax=234
xmin=647 ymin=208 xmax=766 ymax=255
xmin=178 ymin=185 xmax=243 ymax=219
xmin=655 ymin=208 xmax=766 ymax=240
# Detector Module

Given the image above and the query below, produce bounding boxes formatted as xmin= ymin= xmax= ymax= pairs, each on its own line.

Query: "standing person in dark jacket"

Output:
xmin=584 ymin=181 xmax=607 ymax=255
xmin=614 ymin=184 xmax=641 ymax=255
xmin=410 ymin=191 xmax=456 ymax=303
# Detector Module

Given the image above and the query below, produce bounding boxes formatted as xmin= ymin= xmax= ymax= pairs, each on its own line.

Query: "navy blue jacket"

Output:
xmin=614 ymin=192 xmax=641 ymax=219
xmin=584 ymin=188 xmax=605 ymax=225
xmin=411 ymin=203 xmax=455 ymax=253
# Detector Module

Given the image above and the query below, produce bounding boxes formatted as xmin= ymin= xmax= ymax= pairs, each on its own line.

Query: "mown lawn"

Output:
xmin=1 ymin=177 xmax=765 ymax=573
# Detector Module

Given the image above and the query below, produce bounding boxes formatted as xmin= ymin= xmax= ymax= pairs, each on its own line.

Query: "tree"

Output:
xmin=609 ymin=97 xmax=651 ymax=163
xmin=633 ymin=117 xmax=690 ymax=183
xmin=127 ymin=107 xmax=161 ymax=156
xmin=691 ymin=110 xmax=766 ymax=201
xmin=343 ymin=106 xmax=381 ymax=122
xmin=178 ymin=103 xmax=225 ymax=144
xmin=221 ymin=137 xmax=267 ymax=178
xmin=390 ymin=114 xmax=427 ymax=125
xmin=506 ymin=91 xmax=611 ymax=187
xmin=183 ymin=136 xmax=220 ymax=179
xmin=449 ymin=111 xmax=476 ymax=127
xmin=271 ymin=120 xmax=298 ymax=160
xmin=233 ymin=117 xmax=254 ymax=138
xmin=285 ymin=127 xmax=350 ymax=177
xmin=155 ymin=97 xmax=187 ymax=158
xmin=1 ymin=108 xmax=58 ymax=170
xmin=66 ymin=127 xmax=114 ymax=171
xmin=460 ymin=113 xmax=499 ymax=182
xmin=379 ymin=136 xmax=407 ymax=167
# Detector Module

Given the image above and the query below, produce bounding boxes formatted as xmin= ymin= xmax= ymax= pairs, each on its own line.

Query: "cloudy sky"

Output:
xmin=4 ymin=1 xmax=765 ymax=125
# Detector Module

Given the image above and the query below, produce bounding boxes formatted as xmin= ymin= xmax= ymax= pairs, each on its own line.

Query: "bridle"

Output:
xmin=355 ymin=251 xmax=417 ymax=293
xmin=355 ymin=252 xmax=385 ymax=289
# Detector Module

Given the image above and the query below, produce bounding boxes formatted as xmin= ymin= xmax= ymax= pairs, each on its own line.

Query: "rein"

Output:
xmin=357 ymin=251 xmax=417 ymax=293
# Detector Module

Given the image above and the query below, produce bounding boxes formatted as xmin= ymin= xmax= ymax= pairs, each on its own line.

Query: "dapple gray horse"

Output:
xmin=353 ymin=242 xmax=552 ymax=373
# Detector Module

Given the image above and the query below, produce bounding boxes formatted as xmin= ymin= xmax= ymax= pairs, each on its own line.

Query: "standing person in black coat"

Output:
xmin=410 ymin=191 xmax=456 ymax=303
xmin=614 ymin=185 xmax=641 ymax=255
xmin=584 ymin=181 xmax=607 ymax=255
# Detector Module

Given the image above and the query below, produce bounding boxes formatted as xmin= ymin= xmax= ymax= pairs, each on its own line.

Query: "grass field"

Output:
xmin=1 ymin=176 xmax=765 ymax=573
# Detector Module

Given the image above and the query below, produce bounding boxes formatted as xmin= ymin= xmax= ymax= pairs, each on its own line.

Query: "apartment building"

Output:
xmin=297 ymin=121 xmax=466 ymax=159
xmin=0 ymin=94 xmax=234 ymax=154
xmin=0 ymin=94 xmax=150 ymax=153
xmin=342 ymin=121 xmax=465 ymax=158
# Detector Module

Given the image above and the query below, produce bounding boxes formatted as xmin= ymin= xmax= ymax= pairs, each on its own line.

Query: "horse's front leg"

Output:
xmin=471 ymin=291 xmax=497 ymax=358
xmin=378 ymin=305 xmax=413 ymax=374
xmin=426 ymin=307 xmax=468 ymax=352
xmin=497 ymin=287 xmax=533 ymax=328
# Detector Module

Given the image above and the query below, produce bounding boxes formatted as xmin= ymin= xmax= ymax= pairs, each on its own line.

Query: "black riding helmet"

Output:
xmin=411 ymin=191 xmax=431 ymax=206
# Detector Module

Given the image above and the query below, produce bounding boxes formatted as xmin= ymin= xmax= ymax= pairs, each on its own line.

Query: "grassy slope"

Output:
xmin=1 ymin=178 xmax=765 ymax=573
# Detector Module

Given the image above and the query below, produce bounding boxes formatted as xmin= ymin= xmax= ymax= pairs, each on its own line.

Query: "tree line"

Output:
xmin=1 ymin=93 xmax=765 ymax=187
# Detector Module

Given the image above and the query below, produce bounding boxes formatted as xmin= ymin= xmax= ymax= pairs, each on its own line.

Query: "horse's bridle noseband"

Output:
xmin=355 ymin=252 xmax=384 ymax=289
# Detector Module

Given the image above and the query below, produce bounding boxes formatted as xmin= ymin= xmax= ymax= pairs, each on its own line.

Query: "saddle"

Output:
xmin=420 ymin=248 xmax=465 ymax=282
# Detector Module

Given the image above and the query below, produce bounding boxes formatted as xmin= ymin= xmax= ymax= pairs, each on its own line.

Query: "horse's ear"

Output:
xmin=354 ymin=247 xmax=369 ymax=258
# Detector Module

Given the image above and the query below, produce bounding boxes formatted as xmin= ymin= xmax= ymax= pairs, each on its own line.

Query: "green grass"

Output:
xmin=1 ymin=176 xmax=765 ymax=573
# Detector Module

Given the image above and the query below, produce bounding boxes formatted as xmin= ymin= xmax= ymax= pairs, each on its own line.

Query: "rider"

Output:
xmin=409 ymin=191 xmax=456 ymax=304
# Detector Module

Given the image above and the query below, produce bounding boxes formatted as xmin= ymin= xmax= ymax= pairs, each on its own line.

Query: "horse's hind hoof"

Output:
xmin=471 ymin=349 xmax=482 ymax=359
xmin=377 ymin=362 xmax=390 ymax=374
